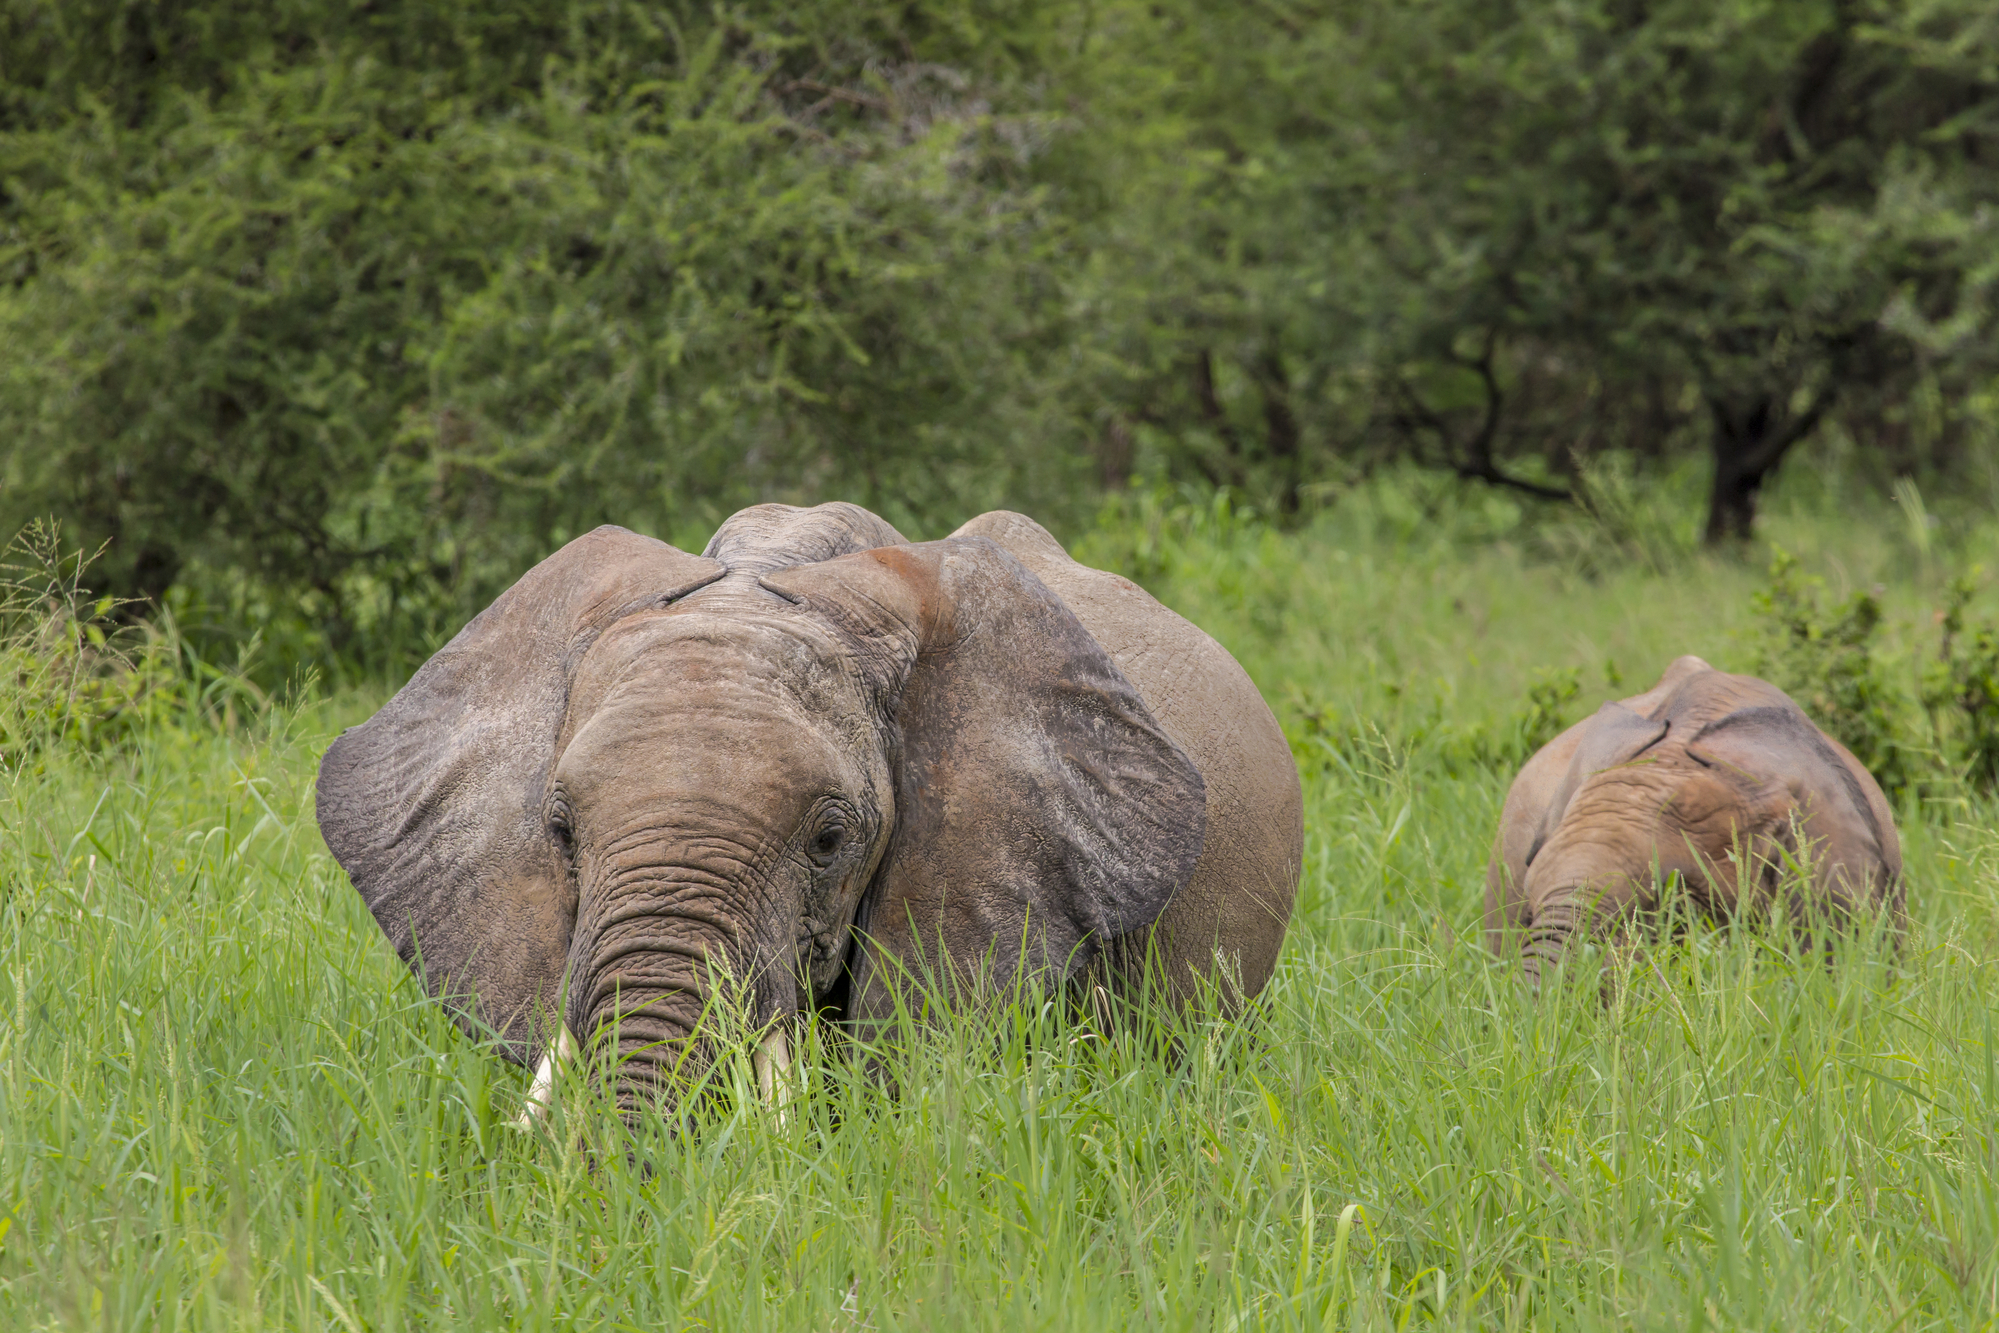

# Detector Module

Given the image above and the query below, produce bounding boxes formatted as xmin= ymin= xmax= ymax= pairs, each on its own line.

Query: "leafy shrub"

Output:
xmin=1288 ymin=667 xmax=1584 ymax=785
xmin=1512 ymin=668 xmax=1584 ymax=759
xmin=1923 ymin=570 xmax=1999 ymax=792
xmin=0 ymin=522 xmax=267 ymax=769
xmin=1073 ymin=483 xmax=1267 ymax=587
xmin=1747 ymin=549 xmax=1920 ymax=794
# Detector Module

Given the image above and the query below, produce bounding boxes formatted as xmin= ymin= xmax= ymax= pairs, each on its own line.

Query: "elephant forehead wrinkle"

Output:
xmin=599 ymin=905 xmax=735 ymax=956
xmin=613 ymin=605 xmax=850 ymax=667
xmin=603 ymin=657 xmax=867 ymax=742
xmin=594 ymin=862 xmax=747 ymax=908
xmin=576 ymin=612 xmax=858 ymax=710
xmin=594 ymin=816 xmax=775 ymax=862
xmin=1657 ymin=671 xmax=1792 ymax=730
xmin=567 ymin=707 xmax=853 ymax=798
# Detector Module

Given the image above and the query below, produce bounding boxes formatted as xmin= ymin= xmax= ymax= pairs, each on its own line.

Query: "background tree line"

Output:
xmin=2 ymin=0 xmax=1994 ymax=677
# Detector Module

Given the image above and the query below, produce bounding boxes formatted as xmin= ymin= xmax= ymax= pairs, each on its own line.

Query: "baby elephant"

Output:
xmin=1486 ymin=656 xmax=1903 ymax=985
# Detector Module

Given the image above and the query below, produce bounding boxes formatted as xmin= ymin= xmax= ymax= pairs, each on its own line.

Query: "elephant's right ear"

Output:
xmin=1529 ymin=702 xmax=1669 ymax=863
xmin=315 ymin=527 xmax=723 ymax=1061
xmin=1568 ymin=702 xmax=1669 ymax=783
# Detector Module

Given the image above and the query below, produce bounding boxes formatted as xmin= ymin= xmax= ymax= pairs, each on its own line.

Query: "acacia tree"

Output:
xmin=3 ymin=0 xmax=1995 ymax=684
xmin=1342 ymin=0 xmax=1999 ymax=538
xmin=0 ymin=0 xmax=1087 ymax=671
xmin=1024 ymin=0 xmax=1995 ymax=529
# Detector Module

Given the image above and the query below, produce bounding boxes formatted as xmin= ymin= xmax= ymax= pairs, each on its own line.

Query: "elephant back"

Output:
xmin=949 ymin=511 xmax=1303 ymax=1010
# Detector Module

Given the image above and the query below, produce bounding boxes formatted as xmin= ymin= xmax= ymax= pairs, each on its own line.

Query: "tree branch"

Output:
xmin=1393 ymin=333 xmax=1573 ymax=502
xmin=1452 ymin=458 xmax=1575 ymax=502
xmin=1743 ymin=380 xmax=1839 ymax=475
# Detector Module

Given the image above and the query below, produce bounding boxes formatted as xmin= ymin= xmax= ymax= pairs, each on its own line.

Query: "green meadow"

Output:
xmin=5 ymin=472 xmax=1999 ymax=1331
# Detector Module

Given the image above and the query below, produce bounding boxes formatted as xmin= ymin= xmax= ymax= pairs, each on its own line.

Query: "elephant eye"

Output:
xmin=548 ymin=798 xmax=576 ymax=861
xmin=809 ymin=821 xmax=846 ymax=864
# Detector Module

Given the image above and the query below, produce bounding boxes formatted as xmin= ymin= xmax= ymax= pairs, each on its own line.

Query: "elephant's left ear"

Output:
xmin=761 ymin=537 xmax=1207 ymax=1015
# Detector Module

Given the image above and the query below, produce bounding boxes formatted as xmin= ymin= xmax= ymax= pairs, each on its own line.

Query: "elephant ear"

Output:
xmin=1527 ymin=701 xmax=1670 ymax=867
xmin=315 ymin=526 xmax=723 ymax=1061
xmin=760 ymin=537 xmax=1208 ymax=1022
xmin=1684 ymin=699 xmax=1900 ymax=890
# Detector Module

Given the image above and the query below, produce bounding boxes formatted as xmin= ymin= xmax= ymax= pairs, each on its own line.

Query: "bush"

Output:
xmin=1288 ymin=666 xmax=1585 ymax=787
xmin=1747 ymin=549 xmax=1921 ymax=794
xmin=1740 ymin=549 xmax=1999 ymax=797
xmin=0 ymin=521 xmax=269 ymax=769
xmin=1924 ymin=570 xmax=1999 ymax=792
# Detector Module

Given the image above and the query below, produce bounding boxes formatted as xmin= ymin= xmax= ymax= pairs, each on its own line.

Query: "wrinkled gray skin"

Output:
xmin=1486 ymin=655 xmax=1904 ymax=986
xmin=317 ymin=504 xmax=1302 ymax=1106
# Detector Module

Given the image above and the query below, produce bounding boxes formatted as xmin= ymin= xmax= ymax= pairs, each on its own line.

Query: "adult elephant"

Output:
xmin=316 ymin=503 xmax=1302 ymax=1114
xmin=1485 ymin=655 xmax=1903 ymax=987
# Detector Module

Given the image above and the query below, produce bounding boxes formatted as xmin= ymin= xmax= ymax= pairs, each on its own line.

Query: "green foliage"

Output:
xmin=1 ymin=1 xmax=1097 ymax=677
xmin=1534 ymin=455 xmax=1707 ymax=579
xmin=0 ymin=521 xmax=273 ymax=768
xmin=1292 ymin=667 xmax=1585 ymax=786
xmin=1924 ymin=569 xmax=1999 ymax=791
xmin=1742 ymin=546 xmax=1999 ymax=796
xmin=1333 ymin=0 xmax=1999 ymax=538
xmin=1748 ymin=548 xmax=1920 ymax=792
xmin=6 ymin=0 xmax=1998 ymax=679
xmin=1512 ymin=667 xmax=1585 ymax=759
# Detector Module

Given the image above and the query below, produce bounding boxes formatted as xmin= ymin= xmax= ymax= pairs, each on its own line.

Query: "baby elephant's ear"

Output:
xmin=1568 ymin=702 xmax=1669 ymax=785
xmin=1530 ymin=702 xmax=1670 ymax=863
xmin=761 ymin=538 xmax=1207 ymax=1022
xmin=315 ymin=527 xmax=723 ymax=1061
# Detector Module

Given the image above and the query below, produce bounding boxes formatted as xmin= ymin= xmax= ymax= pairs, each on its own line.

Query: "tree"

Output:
xmin=0 ymin=1 xmax=1092 ymax=671
xmin=1341 ymin=0 xmax=1999 ymax=540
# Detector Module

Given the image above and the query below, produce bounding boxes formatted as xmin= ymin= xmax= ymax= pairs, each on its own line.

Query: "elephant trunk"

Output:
xmin=1518 ymin=829 xmax=1647 ymax=990
xmin=569 ymin=853 xmax=782 ymax=1114
xmin=1519 ymin=893 xmax=1584 ymax=992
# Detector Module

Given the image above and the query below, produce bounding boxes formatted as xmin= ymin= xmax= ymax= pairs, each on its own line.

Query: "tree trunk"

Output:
xmin=1191 ymin=348 xmax=1244 ymax=491
xmin=1099 ymin=416 xmax=1135 ymax=491
xmin=1703 ymin=388 xmax=1836 ymax=544
xmin=1704 ymin=434 xmax=1770 ymax=543
xmin=1257 ymin=349 xmax=1301 ymax=516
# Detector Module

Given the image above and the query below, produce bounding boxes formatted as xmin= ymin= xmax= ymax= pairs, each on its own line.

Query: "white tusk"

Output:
xmin=510 ymin=1024 xmax=578 ymax=1130
xmin=752 ymin=1024 xmax=793 ymax=1114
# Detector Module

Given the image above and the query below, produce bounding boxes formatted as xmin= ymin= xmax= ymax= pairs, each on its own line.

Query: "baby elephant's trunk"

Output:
xmin=1518 ymin=833 xmax=1651 ymax=990
xmin=1519 ymin=895 xmax=1585 ymax=992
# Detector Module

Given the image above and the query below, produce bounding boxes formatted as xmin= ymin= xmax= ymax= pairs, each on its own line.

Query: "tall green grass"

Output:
xmin=4 ymin=476 xmax=1998 ymax=1329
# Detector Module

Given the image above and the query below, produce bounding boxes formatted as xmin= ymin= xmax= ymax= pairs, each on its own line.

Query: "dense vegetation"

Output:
xmin=3 ymin=0 xmax=1996 ymax=677
xmin=4 ymin=479 xmax=1999 ymax=1329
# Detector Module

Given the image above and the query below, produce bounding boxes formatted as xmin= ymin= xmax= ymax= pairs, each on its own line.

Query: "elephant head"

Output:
xmin=316 ymin=504 xmax=1207 ymax=1110
xmin=1486 ymin=656 xmax=1903 ymax=987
